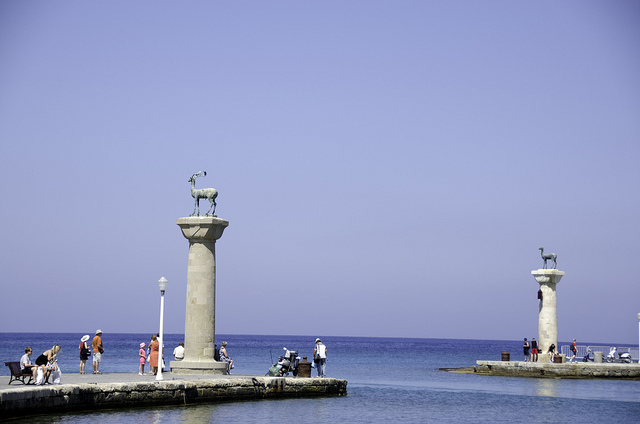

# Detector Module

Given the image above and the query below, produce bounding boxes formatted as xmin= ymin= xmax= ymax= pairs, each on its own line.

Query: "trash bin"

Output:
xmin=297 ymin=356 xmax=311 ymax=377
xmin=594 ymin=351 xmax=603 ymax=363
xmin=501 ymin=352 xmax=510 ymax=361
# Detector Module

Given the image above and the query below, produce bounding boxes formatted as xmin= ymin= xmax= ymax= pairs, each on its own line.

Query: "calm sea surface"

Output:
xmin=2 ymin=333 xmax=639 ymax=423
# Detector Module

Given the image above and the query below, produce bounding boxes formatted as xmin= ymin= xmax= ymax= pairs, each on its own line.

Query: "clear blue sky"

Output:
xmin=1 ymin=1 xmax=639 ymax=344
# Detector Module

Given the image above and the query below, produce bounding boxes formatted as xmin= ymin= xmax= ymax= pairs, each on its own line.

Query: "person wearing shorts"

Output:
xmin=523 ymin=338 xmax=530 ymax=362
xmin=531 ymin=338 xmax=538 ymax=362
xmin=92 ymin=330 xmax=104 ymax=374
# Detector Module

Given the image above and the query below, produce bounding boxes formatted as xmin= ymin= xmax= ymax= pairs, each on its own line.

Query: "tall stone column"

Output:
xmin=531 ymin=269 xmax=565 ymax=356
xmin=170 ymin=216 xmax=229 ymax=374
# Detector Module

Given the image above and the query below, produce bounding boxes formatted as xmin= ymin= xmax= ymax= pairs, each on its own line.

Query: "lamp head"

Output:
xmin=158 ymin=277 xmax=168 ymax=293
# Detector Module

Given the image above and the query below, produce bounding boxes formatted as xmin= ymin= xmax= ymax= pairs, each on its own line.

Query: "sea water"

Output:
xmin=1 ymin=333 xmax=639 ymax=423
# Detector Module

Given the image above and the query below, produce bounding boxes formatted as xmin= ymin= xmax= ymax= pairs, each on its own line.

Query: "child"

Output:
xmin=139 ymin=343 xmax=146 ymax=375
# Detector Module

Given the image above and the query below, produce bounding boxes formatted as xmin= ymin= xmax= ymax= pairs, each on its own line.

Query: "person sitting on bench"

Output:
xmin=20 ymin=346 xmax=38 ymax=383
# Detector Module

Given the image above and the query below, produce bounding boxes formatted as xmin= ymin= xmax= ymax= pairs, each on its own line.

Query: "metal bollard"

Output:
xmin=594 ymin=351 xmax=603 ymax=363
xmin=297 ymin=356 xmax=311 ymax=377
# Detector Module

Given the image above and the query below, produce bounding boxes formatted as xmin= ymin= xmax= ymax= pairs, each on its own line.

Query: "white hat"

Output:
xmin=96 ymin=329 xmax=103 ymax=334
xmin=81 ymin=335 xmax=90 ymax=342
xmin=315 ymin=338 xmax=321 ymax=343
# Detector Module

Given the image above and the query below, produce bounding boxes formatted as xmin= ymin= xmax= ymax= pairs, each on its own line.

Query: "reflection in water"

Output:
xmin=149 ymin=409 xmax=163 ymax=424
xmin=534 ymin=378 xmax=559 ymax=398
xmin=176 ymin=403 xmax=219 ymax=424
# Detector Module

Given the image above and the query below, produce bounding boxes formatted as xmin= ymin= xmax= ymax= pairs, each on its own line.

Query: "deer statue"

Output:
xmin=539 ymin=247 xmax=557 ymax=269
xmin=188 ymin=171 xmax=218 ymax=216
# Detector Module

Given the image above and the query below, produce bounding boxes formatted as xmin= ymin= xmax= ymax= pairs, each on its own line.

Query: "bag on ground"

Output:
xmin=51 ymin=368 xmax=62 ymax=384
xmin=35 ymin=368 xmax=45 ymax=385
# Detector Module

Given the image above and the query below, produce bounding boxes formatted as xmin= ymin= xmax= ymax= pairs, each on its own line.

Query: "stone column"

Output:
xmin=531 ymin=269 xmax=565 ymax=356
xmin=170 ymin=216 xmax=229 ymax=374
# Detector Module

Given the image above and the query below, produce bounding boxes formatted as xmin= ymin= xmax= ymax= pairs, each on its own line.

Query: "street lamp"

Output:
xmin=156 ymin=277 xmax=168 ymax=381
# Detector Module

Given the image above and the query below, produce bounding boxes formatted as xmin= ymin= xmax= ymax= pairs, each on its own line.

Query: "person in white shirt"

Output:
xmin=173 ymin=342 xmax=185 ymax=361
xmin=20 ymin=346 xmax=38 ymax=382
xmin=313 ymin=338 xmax=328 ymax=377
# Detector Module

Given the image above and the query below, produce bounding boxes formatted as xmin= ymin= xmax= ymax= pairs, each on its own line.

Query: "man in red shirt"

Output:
xmin=570 ymin=338 xmax=577 ymax=362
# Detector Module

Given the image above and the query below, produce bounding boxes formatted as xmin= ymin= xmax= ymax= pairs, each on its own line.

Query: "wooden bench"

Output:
xmin=4 ymin=361 xmax=34 ymax=385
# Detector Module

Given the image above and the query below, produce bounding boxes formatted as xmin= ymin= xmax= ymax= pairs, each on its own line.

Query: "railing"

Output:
xmin=560 ymin=345 xmax=588 ymax=359
xmin=560 ymin=345 xmax=639 ymax=362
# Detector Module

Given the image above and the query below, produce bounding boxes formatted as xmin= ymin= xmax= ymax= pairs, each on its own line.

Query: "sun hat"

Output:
xmin=315 ymin=338 xmax=321 ymax=343
xmin=81 ymin=335 xmax=90 ymax=342
xmin=96 ymin=329 xmax=103 ymax=334
xmin=140 ymin=343 xmax=146 ymax=348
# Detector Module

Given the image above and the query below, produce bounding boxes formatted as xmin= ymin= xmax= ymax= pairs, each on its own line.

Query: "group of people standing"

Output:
xmin=21 ymin=334 xmax=329 ymax=380
xmin=139 ymin=334 xmax=163 ymax=375
xmin=522 ymin=338 xmax=539 ymax=362
xmin=523 ymin=337 xmax=578 ymax=362
xmin=78 ymin=330 xmax=104 ymax=374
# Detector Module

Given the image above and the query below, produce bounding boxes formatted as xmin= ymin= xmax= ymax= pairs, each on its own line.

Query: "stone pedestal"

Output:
xmin=170 ymin=216 xmax=229 ymax=374
xmin=531 ymin=269 xmax=565 ymax=356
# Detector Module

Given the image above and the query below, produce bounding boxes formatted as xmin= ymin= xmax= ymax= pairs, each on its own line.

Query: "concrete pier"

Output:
xmin=443 ymin=361 xmax=640 ymax=379
xmin=0 ymin=373 xmax=347 ymax=419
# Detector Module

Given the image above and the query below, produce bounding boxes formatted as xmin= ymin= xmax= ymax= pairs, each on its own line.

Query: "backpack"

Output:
xmin=214 ymin=347 xmax=220 ymax=361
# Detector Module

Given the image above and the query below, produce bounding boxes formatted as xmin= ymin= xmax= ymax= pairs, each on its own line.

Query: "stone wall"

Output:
xmin=472 ymin=361 xmax=640 ymax=379
xmin=0 ymin=377 xmax=347 ymax=419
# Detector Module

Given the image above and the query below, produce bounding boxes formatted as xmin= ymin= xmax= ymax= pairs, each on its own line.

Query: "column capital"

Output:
xmin=177 ymin=216 xmax=229 ymax=241
xmin=531 ymin=269 xmax=565 ymax=285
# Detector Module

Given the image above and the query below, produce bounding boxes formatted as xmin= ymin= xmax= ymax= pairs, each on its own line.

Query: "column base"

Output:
xmin=169 ymin=360 xmax=228 ymax=375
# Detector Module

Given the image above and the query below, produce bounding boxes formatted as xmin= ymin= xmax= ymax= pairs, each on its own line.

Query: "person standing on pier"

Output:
xmin=92 ymin=330 xmax=104 ymax=374
xmin=570 ymin=339 xmax=577 ymax=362
xmin=138 ymin=343 xmax=147 ymax=375
xmin=531 ymin=338 xmax=539 ymax=362
xmin=79 ymin=335 xmax=90 ymax=374
xmin=314 ymin=338 xmax=327 ymax=378
xmin=149 ymin=335 xmax=160 ymax=375
xmin=523 ymin=338 xmax=530 ymax=362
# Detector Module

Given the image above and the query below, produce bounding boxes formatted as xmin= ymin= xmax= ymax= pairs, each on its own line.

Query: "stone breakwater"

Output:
xmin=442 ymin=361 xmax=640 ymax=379
xmin=0 ymin=376 xmax=347 ymax=419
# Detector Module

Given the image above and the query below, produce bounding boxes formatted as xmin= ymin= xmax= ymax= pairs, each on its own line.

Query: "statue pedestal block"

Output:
xmin=169 ymin=360 xmax=228 ymax=375
xmin=531 ymin=269 xmax=565 ymax=355
xmin=174 ymin=216 xmax=229 ymax=375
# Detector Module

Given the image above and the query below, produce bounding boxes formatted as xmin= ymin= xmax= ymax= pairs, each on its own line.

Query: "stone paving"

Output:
xmin=1 ymin=371 xmax=254 ymax=391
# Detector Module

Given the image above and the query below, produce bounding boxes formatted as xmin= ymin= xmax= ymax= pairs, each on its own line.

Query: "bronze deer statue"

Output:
xmin=188 ymin=171 xmax=218 ymax=216
xmin=539 ymin=247 xmax=557 ymax=269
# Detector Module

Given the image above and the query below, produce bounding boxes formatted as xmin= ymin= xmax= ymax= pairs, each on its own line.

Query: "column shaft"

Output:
xmin=538 ymin=282 xmax=557 ymax=354
xmin=184 ymin=240 xmax=216 ymax=361
xmin=531 ymin=269 xmax=564 ymax=356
